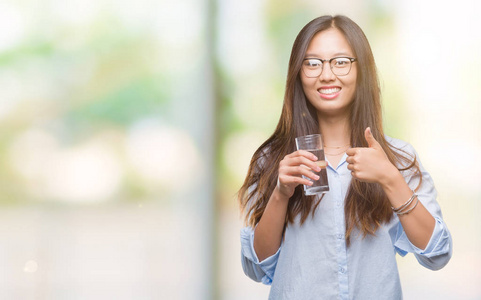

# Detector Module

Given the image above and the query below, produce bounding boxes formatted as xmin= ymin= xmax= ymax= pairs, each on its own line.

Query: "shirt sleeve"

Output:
xmin=392 ymin=142 xmax=453 ymax=270
xmin=240 ymin=226 xmax=281 ymax=285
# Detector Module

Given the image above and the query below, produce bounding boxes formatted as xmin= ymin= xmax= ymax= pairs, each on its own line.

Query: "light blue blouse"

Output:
xmin=240 ymin=137 xmax=452 ymax=300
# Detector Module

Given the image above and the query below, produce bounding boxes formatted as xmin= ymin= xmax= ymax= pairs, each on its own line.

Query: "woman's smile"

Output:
xmin=318 ymin=86 xmax=341 ymax=99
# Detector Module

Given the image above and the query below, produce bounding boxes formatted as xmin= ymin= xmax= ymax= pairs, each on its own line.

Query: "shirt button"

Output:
xmin=339 ymin=267 xmax=346 ymax=274
xmin=337 ymin=234 xmax=343 ymax=239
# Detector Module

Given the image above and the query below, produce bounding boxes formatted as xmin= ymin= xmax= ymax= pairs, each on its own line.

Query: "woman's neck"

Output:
xmin=318 ymin=114 xmax=351 ymax=147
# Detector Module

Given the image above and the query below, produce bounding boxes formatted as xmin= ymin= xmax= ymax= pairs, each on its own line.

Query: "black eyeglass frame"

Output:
xmin=301 ymin=57 xmax=357 ymax=77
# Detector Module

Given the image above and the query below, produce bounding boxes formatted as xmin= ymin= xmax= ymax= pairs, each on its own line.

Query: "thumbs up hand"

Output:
xmin=346 ymin=127 xmax=397 ymax=183
xmin=364 ymin=126 xmax=381 ymax=149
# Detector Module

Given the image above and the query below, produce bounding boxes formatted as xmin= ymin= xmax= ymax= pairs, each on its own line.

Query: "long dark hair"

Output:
xmin=238 ymin=15 xmax=421 ymax=244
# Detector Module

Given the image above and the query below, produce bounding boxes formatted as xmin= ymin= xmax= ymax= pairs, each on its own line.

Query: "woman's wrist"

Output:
xmin=272 ymin=186 xmax=291 ymax=204
xmin=378 ymin=164 xmax=404 ymax=193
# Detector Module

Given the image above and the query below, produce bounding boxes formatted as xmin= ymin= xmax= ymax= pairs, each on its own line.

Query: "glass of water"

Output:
xmin=295 ymin=134 xmax=329 ymax=195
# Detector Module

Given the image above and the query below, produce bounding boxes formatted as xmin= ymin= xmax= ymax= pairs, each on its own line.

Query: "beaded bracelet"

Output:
xmin=392 ymin=190 xmax=417 ymax=213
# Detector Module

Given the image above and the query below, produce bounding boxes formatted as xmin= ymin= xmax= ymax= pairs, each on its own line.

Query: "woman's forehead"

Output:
xmin=305 ymin=28 xmax=354 ymax=58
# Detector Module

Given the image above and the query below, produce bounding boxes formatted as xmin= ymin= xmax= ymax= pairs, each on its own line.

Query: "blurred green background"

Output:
xmin=0 ymin=0 xmax=479 ymax=299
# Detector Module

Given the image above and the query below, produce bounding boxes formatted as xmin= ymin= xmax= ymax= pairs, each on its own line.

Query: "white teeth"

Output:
xmin=319 ymin=88 xmax=341 ymax=94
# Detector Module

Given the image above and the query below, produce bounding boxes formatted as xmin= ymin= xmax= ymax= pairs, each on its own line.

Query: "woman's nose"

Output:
xmin=319 ymin=64 xmax=336 ymax=82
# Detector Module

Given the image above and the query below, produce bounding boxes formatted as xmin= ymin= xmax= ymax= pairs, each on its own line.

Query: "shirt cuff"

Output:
xmin=394 ymin=216 xmax=451 ymax=258
xmin=240 ymin=226 xmax=281 ymax=284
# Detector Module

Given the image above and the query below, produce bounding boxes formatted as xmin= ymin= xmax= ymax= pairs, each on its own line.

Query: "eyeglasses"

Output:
xmin=302 ymin=57 xmax=357 ymax=77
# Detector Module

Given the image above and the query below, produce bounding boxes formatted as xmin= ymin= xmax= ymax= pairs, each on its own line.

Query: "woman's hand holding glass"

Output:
xmin=276 ymin=150 xmax=322 ymax=198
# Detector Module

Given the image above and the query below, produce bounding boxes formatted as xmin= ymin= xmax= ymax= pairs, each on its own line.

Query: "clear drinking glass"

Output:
xmin=295 ymin=134 xmax=329 ymax=195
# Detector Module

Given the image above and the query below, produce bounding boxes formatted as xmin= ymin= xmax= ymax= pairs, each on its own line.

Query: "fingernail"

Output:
xmin=314 ymin=175 xmax=320 ymax=180
xmin=312 ymin=155 xmax=318 ymax=161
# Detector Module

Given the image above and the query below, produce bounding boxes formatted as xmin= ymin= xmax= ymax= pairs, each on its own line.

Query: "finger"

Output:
xmin=284 ymin=166 xmax=320 ymax=181
xmin=286 ymin=150 xmax=318 ymax=161
xmin=350 ymin=171 xmax=368 ymax=182
xmin=279 ymin=174 xmax=313 ymax=186
xmin=289 ymin=156 xmax=322 ymax=172
xmin=346 ymin=148 xmax=359 ymax=156
xmin=298 ymin=150 xmax=318 ymax=161
xmin=364 ymin=127 xmax=380 ymax=149
xmin=299 ymin=162 xmax=327 ymax=172
xmin=347 ymin=164 xmax=359 ymax=172
xmin=295 ymin=177 xmax=314 ymax=186
xmin=305 ymin=161 xmax=328 ymax=171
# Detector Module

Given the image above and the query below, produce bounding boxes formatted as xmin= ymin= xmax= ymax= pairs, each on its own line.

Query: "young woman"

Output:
xmin=238 ymin=15 xmax=452 ymax=299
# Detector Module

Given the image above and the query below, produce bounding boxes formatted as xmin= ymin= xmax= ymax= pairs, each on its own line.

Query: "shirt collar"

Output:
xmin=326 ymin=152 xmax=348 ymax=172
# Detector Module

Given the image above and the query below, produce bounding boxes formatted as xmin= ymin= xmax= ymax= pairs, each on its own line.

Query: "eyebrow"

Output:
xmin=304 ymin=52 xmax=352 ymax=58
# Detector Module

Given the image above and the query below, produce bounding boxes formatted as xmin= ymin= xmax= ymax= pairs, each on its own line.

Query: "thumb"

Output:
xmin=364 ymin=127 xmax=380 ymax=148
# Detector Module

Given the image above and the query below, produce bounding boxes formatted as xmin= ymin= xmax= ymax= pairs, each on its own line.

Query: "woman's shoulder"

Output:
xmin=384 ymin=135 xmax=423 ymax=174
xmin=384 ymin=135 xmax=417 ymax=155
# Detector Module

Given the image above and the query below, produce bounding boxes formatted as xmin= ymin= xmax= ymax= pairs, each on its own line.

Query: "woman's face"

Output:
xmin=300 ymin=28 xmax=357 ymax=118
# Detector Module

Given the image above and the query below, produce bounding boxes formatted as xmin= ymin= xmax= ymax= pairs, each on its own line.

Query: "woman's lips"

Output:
xmin=318 ymin=87 xmax=341 ymax=100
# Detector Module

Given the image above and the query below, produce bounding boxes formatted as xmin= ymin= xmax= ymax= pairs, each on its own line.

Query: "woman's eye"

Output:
xmin=334 ymin=59 xmax=349 ymax=66
xmin=306 ymin=60 xmax=321 ymax=67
